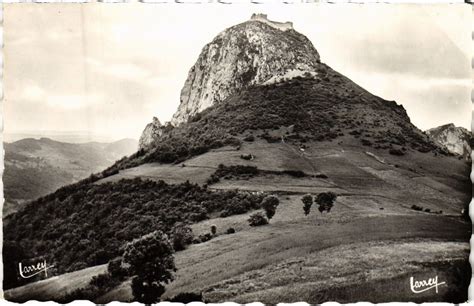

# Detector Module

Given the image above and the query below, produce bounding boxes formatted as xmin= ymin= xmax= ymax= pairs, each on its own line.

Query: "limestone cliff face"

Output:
xmin=171 ymin=14 xmax=321 ymax=125
xmin=426 ymin=123 xmax=472 ymax=160
xmin=138 ymin=117 xmax=163 ymax=149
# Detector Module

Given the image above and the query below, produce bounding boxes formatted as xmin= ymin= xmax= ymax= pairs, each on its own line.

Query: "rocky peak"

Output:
xmin=171 ymin=14 xmax=321 ymax=125
xmin=138 ymin=117 xmax=163 ymax=150
xmin=426 ymin=123 xmax=471 ymax=160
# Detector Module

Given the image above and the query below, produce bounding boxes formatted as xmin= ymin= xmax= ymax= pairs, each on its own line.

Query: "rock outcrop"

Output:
xmin=171 ymin=14 xmax=321 ymax=125
xmin=138 ymin=117 xmax=163 ymax=149
xmin=426 ymin=123 xmax=472 ymax=160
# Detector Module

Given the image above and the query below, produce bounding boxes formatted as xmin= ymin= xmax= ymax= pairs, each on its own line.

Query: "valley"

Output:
xmin=3 ymin=138 xmax=137 ymax=215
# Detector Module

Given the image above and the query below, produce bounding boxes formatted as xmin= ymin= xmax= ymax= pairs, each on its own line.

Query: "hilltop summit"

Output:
xmin=249 ymin=13 xmax=294 ymax=31
xmin=170 ymin=14 xmax=320 ymax=125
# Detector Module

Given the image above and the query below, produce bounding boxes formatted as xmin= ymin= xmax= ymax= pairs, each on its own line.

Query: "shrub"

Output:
xmin=206 ymin=174 xmax=220 ymax=185
xmin=226 ymin=227 xmax=236 ymax=234
xmin=108 ymin=257 xmax=128 ymax=281
xmin=170 ymin=223 xmax=194 ymax=251
xmin=123 ymin=231 xmax=176 ymax=303
xmin=361 ymin=139 xmax=372 ymax=146
xmin=248 ymin=212 xmax=268 ymax=226
xmin=301 ymin=194 xmax=313 ymax=216
xmin=261 ymin=195 xmax=280 ymax=221
xmin=89 ymin=273 xmax=114 ymax=290
xmin=198 ymin=233 xmax=213 ymax=243
xmin=316 ymin=192 xmax=337 ymax=213
xmin=240 ymin=154 xmax=254 ymax=160
xmin=169 ymin=292 xmax=204 ymax=303
xmin=282 ymin=170 xmax=306 ymax=177
xmin=389 ymin=148 xmax=405 ymax=156
xmin=243 ymin=135 xmax=255 ymax=142
xmin=411 ymin=204 xmax=423 ymax=211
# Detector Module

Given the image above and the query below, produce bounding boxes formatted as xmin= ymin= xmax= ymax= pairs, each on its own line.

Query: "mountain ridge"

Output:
xmin=3 ymin=137 xmax=138 ymax=216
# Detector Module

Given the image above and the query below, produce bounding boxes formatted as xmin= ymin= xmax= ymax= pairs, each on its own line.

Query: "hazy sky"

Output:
xmin=4 ymin=3 xmax=472 ymax=141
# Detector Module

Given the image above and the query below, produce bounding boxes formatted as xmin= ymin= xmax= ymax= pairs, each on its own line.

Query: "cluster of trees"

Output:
xmin=248 ymin=195 xmax=280 ymax=226
xmin=4 ymin=178 xmax=265 ymax=287
xmin=301 ymin=192 xmax=337 ymax=215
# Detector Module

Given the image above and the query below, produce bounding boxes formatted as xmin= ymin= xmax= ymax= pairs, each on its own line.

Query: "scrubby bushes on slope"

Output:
xmin=104 ymin=71 xmax=443 ymax=176
xmin=248 ymin=212 xmax=269 ymax=226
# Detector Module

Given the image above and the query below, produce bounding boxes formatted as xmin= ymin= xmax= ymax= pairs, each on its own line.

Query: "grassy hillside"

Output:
xmin=5 ymin=136 xmax=471 ymax=302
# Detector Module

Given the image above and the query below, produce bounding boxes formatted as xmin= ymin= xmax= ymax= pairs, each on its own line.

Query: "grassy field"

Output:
xmin=6 ymin=138 xmax=471 ymax=303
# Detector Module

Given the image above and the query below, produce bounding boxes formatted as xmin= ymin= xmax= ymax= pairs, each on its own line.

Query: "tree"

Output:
xmin=301 ymin=194 xmax=313 ymax=216
xmin=170 ymin=223 xmax=194 ymax=251
xmin=261 ymin=195 xmax=279 ymax=221
xmin=210 ymin=224 xmax=217 ymax=236
xmin=248 ymin=212 xmax=268 ymax=226
xmin=316 ymin=192 xmax=337 ymax=213
xmin=123 ymin=231 xmax=176 ymax=303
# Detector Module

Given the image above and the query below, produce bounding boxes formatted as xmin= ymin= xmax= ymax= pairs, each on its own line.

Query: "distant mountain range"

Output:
xmin=3 ymin=137 xmax=137 ymax=215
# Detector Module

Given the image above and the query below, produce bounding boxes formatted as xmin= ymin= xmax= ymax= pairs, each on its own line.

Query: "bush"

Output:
xmin=411 ymin=204 xmax=423 ymax=211
xmin=90 ymin=273 xmax=114 ymax=290
xmin=226 ymin=227 xmax=236 ymax=234
xmin=170 ymin=223 xmax=194 ymax=251
xmin=316 ymin=192 xmax=337 ymax=213
xmin=282 ymin=170 xmax=306 ymax=177
xmin=108 ymin=257 xmax=128 ymax=281
xmin=389 ymin=148 xmax=405 ymax=156
xmin=243 ymin=135 xmax=255 ymax=142
xmin=240 ymin=154 xmax=254 ymax=160
xmin=169 ymin=292 xmax=204 ymax=303
xmin=301 ymin=194 xmax=313 ymax=216
xmin=198 ymin=233 xmax=213 ymax=243
xmin=261 ymin=195 xmax=280 ymax=221
xmin=361 ymin=138 xmax=372 ymax=146
xmin=248 ymin=212 xmax=268 ymax=226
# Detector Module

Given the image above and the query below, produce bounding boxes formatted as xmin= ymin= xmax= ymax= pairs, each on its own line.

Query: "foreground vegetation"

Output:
xmin=3 ymin=178 xmax=265 ymax=289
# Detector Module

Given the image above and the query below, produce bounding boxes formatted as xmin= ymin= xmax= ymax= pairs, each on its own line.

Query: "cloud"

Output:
xmin=86 ymin=58 xmax=153 ymax=80
xmin=21 ymin=84 xmax=45 ymax=100
xmin=19 ymin=83 xmax=102 ymax=110
xmin=46 ymin=94 xmax=102 ymax=110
